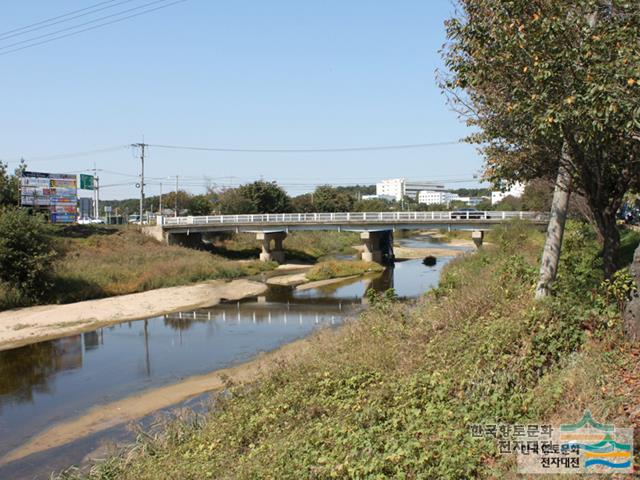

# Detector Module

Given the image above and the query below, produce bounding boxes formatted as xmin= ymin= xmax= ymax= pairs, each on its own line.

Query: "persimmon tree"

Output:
xmin=441 ymin=0 xmax=640 ymax=286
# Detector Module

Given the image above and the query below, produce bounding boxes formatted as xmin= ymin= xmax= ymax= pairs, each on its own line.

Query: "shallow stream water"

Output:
xmin=0 ymin=235 xmax=466 ymax=479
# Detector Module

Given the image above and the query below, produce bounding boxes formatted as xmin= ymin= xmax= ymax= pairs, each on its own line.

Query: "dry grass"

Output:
xmin=57 ymin=223 xmax=640 ymax=479
xmin=0 ymin=227 xmax=275 ymax=308
xmin=305 ymin=260 xmax=384 ymax=281
xmin=214 ymin=231 xmax=360 ymax=262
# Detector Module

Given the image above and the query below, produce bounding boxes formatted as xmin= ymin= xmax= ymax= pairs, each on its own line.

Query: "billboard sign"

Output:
xmin=79 ymin=174 xmax=94 ymax=190
xmin=20 ymin=171 xmax=78 ymax=223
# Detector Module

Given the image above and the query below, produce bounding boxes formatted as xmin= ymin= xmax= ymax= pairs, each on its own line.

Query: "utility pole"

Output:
xmin=159 ymin=182 xmax=163 ymax=215
xmin=175 ymin=174 xmax=179 ymax=217
xmin=92 ymin=163 xmax=100 ymax=219
xmin=131 ymin=143 xmax=147 ymax=224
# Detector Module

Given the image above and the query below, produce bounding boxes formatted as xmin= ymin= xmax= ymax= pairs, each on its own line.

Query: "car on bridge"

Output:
xmin=450 ymin=208 xmax=486 ymax=220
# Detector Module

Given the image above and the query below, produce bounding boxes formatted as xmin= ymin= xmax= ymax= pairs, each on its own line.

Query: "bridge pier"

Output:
xmin=472 ymin=230 xmax=484 ymax=248
xmin=361 ymin=231 xmax=393 ymax=264
xmin=257 ymin=231 xmax=286 ymax=263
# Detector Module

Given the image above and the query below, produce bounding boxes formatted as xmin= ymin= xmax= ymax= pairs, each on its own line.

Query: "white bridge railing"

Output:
xmin=161 ymin=211 xmax=548 ymax=227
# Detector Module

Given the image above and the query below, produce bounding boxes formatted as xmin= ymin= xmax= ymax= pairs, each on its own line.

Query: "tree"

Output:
xmin=217 ymin=188 xmax=256 ymax=215
xmin=353 ymin=198 xmax=394 ymax=212
xmin=495 ymin=195 xmax=524 ymax=211
xmin=236 ymin=181 xmax=291 ymax=213
xmin=0 ymin=160 xmax=25 ymax=207
xmin=187 ymin=195 xmax=213 ymax=216
xmin=291 ymin=193 xmax=315 ymax=213
xmin=312 ymin=185 xmax=354 ymax=212
xmin=0 ymin=207 xmax=56 ymax=300
xmin=442 ymin=0 xmax=640 ymax=280
xmin=521 ymin=179 xmax=553 ymax=212
xmin=160 ymin=190 xmax=192 ymax=215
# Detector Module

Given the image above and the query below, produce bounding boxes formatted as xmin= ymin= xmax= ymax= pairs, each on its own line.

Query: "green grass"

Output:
xmin=617 ymin=226 xmax=640 ymax=268
xmin=213 ymin=231 xmax=360 ymax=262
xmin=59 ymin=222 xmax=639 ymax=479
xmin=305 ymin=260 xmax=384 ymax=281
xmin=0 ymin=226 xmax=276 ymax=308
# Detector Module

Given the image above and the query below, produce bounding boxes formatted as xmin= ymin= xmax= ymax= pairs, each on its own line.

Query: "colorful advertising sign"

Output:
xmin=20 ymin=171 xmax=78 ymax=223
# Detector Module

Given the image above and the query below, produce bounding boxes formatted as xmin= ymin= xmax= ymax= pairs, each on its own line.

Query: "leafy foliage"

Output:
xmin=310 ymin=185 xmax=355 ymax=213
xmin=62 ymin=222 xmax=637 ymax=479
xmin=305 ymin=260 xmax=383 ymax=281
xmin=217 ymin=181 xmax=290 ymax=214
xmin=0 ymin=161 xmax=24 ymax=207
xmin=186 ymin=195 xmax=213 ymax=216
xmin=0 ymin=207 xmax=56 ymax=301
xmin=442 ymin=0 xmax=640 ymax=274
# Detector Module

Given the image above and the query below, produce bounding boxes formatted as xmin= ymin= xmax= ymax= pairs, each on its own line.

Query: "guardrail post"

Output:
xmin=502 ymin=211 xmax=506 ymax=220
xmin=519 ymin=211 xmax=523 ymax=219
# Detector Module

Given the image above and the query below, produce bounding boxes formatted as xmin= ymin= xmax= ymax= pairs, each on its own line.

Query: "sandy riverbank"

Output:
xmin=0 ymin=336 xmax=312 ymax=466
xmin=0 ymin=280 xmax=267 ymax=352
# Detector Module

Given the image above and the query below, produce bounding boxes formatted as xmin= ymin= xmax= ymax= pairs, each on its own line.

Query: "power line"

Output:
xmin=147 ymin=140 xmax=462 ymax=153
xmin=0 ymin=0 xmax=122 ymax=38
xmin=0 ymin=0 xmax=138 ymax=42
xmin=15 ymin=145 xmax=128 ymax=163
xmin=0 ymin=0 xmax=187 ymax=56
xmin=0 ymin=0 xmax=181 ymax=52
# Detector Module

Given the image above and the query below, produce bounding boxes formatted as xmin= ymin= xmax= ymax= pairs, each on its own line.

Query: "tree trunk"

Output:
xmin=535 ymin=143 xmax=573 ymax=299
xmin=597 ymin=208 xmax=620 ymax=278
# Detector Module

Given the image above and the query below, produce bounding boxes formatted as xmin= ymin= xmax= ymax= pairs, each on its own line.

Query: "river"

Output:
xmin=0 ymin=234 xmax=467 ymax=479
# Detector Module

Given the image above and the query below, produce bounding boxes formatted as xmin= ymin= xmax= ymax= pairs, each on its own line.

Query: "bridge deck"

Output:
xmin=159 ymin=211 xmax=548 ymax=232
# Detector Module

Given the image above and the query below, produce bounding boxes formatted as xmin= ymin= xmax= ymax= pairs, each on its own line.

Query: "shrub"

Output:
xmin=305 ymin=260 xmax=383 ymax=281
xmin=0 ymin=207 xmax=56 ymax=301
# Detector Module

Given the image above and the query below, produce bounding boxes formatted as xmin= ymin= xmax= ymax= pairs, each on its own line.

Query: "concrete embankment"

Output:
xmin=0 ymin=279 xmax=267 ymax=352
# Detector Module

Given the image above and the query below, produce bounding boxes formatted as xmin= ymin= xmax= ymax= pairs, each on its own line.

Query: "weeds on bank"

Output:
xmin=59 ymin=221 xmax=639 ymax=479
xmin=0 ymin=229 xmax=276 ymax=308
xmin=305 ymin=260 xmax=384 ymax=281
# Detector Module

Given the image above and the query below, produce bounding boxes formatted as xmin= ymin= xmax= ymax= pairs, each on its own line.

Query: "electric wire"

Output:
xmin=147 ymin=141 xmax=462 ymax=153
xmin=0 ymin=0 xmax=182 ymax=52
xmin=0 ymin=0 xmax=187 ymax=56
xmin=0 ymin=0 xmax=122 ymax=38
xmin=0 ymin=0 xmax=138 ymax=42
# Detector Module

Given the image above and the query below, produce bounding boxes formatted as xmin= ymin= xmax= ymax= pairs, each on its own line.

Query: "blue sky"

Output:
xmin=0 ymin=0 xmax=483 ymax=199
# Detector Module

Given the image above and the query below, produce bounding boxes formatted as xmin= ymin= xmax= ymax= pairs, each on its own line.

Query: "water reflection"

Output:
xmin=0 ymin=247 xmax=461 ymax=476
xmin=0 ymin=336 xmax=83 ymax=407
xmin=0 ymin=292 xmax=355 ymax=461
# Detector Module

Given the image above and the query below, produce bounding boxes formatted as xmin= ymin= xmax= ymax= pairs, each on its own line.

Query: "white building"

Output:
xmin=418 ymin=190 xmax=459 ymax=206
xmin=376 ymin=178 xmax=405 ymax=201
xmin=376 ymin=178 xmax=445 ymax=202
xmin=491 ymin=182 xmax=525 ymax=205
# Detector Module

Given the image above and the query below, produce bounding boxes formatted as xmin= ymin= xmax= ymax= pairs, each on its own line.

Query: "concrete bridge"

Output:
xmin=146 ymin=211 xmax=548 ymax=263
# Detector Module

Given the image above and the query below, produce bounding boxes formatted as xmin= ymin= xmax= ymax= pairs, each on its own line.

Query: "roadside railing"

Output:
xmin=160 ymin=211 xmax=549 ymax=227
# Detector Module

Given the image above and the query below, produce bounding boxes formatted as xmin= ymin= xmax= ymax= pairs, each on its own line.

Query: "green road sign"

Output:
xmin=80 ymin=174 xmax=94 ymax=190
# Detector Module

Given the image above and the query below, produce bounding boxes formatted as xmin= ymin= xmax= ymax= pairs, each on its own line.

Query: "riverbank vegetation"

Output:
xmin=0 ymin=215 xmax=276 ymax=310
xmin=0 ymin=211 xmax=365 ymax=310
xmin=305 ymin=260 xmax=384 ymax=282
xmin=62 ymin=222 xmax=640 ymax=479
xmin=212 ymin=231 xmax=359 ymax=262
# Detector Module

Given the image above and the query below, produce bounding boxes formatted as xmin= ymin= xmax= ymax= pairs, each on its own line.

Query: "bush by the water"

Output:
xmin=0 ymin=207 xmax=56 ymax=302
xmin=0 ymin=225 xmax=276 ymax=309
xmin=305 ymin=260 xmax=384 ymax=281
xmin=61 ymin=221 xmax=640 ymax=479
